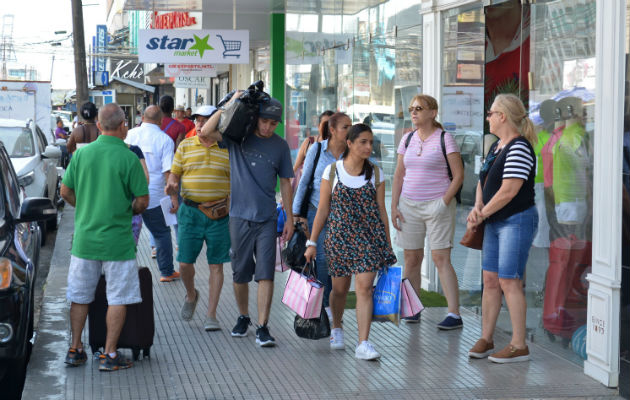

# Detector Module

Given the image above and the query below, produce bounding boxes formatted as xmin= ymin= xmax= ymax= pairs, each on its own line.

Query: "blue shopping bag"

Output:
xmin=372 ymin=265 xmax=402 ymax=325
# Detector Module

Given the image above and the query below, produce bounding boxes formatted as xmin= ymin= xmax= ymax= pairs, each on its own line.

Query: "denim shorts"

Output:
xmin=177 ymin=203 xmax=231 ymax=265
xmin=482 ymin=206 xmax=538 ymax=280
xmin=66 ymin=256 xmax=142 ymax=305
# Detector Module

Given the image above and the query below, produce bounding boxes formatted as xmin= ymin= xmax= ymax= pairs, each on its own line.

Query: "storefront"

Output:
xmin=286 ymin=0 xmax=627 ymax=391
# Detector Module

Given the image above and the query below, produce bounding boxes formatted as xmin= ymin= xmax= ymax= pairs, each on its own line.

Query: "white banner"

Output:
xmin=286 ymin=32 xmax=352 ymax=65
xmin=165 ymin=64 xmax=217 ymax=78
xmin=138 ymin=29 xmax=249 ymax=64
xmin=173 ymin=76 xmax=211 ymax=89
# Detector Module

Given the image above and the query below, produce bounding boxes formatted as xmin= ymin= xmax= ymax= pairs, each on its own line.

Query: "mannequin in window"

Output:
xmin=552 ymin=97 xmax=588 ymax=231
xmin=531 ymin=99 xmax=555 ymax=248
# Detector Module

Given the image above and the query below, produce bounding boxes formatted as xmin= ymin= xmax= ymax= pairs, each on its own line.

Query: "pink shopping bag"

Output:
xmin=400 ymin=278 xmax=424 ymax=318
xmin=275 ymin=237 xmax=288 ymax=272
xmin=281 ymin=269 xmax=324 ymax=319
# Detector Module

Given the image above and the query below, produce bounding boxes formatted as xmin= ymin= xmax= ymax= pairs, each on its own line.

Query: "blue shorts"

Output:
xmin=482 ymin=206 xmax=538 ymax=280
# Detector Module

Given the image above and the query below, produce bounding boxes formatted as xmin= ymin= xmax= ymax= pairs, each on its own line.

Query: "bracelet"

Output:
xmin=306 ymin=240 xmax=317 ymax=248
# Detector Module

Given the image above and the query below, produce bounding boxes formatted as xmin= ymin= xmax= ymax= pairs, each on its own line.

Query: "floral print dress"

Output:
xmin=324 ymin=166 xmax=397 ymax=277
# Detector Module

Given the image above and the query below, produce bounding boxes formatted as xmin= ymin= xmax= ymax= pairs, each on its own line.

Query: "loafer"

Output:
xmin=437 ymin=315 xmax=463 ymax=330
xmin=204 ymin=317 xmax=221 ymax=331
xmin=468 ymin=338 xmax=495 ymax=359
xmin=181 ymin=289 xmax=199 ymax=321
xmin=488 ymin=344 xmax=530 ymax=363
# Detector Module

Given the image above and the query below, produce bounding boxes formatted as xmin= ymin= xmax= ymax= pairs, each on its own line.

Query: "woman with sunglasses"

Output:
xmin=391 ymin=94 xmax=464 ymax=328
xmin=466 ymin=94 xmax=538 ymax=363
xmin=305 ymin=123 xmax=396 ymax=360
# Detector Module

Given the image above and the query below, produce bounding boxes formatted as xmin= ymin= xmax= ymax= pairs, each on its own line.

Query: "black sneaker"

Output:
xmin=255 ymin=325 xmax=276 ymax=347
xmin=231 ymin=315 xmax=251 ymax=337
xmin=64 ymin=347 xmax=87 ymax=366
xmin=99 ymin=351 xmax=133 ymax=371
xmin=402 ymin=312 xmax=421 ymax=324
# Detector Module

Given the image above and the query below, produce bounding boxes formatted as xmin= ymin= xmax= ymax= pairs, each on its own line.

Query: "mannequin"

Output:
xmin=532 ymin=99 xmax=556 ymax=248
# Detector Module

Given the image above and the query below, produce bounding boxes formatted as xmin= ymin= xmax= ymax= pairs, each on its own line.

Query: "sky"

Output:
xmin=4 ymin=0 xmax=108 ymax=89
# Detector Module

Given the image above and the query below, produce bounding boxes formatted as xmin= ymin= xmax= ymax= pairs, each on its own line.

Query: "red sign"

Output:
xmin=151 ymin=12 xmax=197 ymax=29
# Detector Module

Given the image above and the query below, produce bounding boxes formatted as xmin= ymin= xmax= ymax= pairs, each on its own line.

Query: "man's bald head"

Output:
xmin=143 ymin=105 xmax=163 ymax=125
xmin=98 ymin=103 xmax=126 ymax=132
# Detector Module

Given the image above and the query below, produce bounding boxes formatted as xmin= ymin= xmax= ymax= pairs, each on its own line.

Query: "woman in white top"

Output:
xmin=390 ymin=94 xmax=464 ymax=329
xmin=305 ymin=123 xmax=396 ymax=361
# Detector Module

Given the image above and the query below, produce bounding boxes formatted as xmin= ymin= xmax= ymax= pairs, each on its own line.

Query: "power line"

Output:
xmin=1 ymin=14 xmax=18 ymax=79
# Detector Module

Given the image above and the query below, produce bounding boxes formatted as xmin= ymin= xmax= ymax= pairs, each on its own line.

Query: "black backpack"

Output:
xmin=404 ymin=130 xmax=462 ymax=203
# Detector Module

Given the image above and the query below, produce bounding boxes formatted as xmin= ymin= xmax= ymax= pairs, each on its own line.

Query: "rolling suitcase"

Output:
xmin=88 ymin=266 xmax=154 ymax=360
xmin=542 ymin=235 xmax=591 ymax=340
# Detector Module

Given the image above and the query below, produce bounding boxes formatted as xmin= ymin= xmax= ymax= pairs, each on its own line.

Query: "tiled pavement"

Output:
xmin=23 ymin=207 xmax=621 ymax=399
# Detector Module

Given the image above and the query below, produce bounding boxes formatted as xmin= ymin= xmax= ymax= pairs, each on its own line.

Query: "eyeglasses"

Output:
xmin=416 ymin=141 xmax=423 ymax=156
xmin=408 ymin=106 xmax=425 ymax=113
xmin=487 ymin=110 xmax=502 ymax=118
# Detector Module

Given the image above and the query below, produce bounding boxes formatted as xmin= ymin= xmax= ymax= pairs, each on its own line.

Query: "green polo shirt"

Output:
xmin=63 ymin=135 xmax=148 ymax=260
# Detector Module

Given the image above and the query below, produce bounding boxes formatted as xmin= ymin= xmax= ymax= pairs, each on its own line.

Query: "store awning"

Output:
xmin=111 ymin=76 xmax=156 ymax=93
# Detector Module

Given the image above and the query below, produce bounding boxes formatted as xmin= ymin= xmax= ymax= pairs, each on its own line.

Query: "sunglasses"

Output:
xmin=487 ymin=110 xmax=502 ymax=118
xmin=408 ymin=106 xmax=425 ymax=113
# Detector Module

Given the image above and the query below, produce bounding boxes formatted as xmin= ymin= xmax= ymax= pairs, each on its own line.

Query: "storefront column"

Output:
xmin=585 ymin=0 xmax=625 ymax=388
xmin=270 ymin=13 xmax=285 ymax=138
xmin=420 ymin=6 xmax=443 ymax=292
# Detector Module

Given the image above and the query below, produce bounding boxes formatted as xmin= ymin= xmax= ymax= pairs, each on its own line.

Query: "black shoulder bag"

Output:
xmin=298 ymin=142 xmax=322 ymax=217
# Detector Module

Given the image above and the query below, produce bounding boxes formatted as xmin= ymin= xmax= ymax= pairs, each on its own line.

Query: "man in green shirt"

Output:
xmin=60 ymin=103 xmax=149 ymax=372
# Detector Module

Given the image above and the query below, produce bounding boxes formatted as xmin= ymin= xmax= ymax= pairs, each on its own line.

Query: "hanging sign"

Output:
xmin=173 ymin=76 xmax=211 ymax=89
xmin=165 ymin=64 xmax=217 ymax=78
xmin=110 ymin=58 xmax=144 ymax=82
xmin=138 ymin=29 xmax=249 ymax=64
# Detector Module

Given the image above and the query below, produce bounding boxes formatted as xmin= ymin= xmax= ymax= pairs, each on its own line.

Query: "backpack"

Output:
xmin=404 ymin=130 xmax=462 ymax=203
xmin=328 ymin=160 xmax=381 ymax=193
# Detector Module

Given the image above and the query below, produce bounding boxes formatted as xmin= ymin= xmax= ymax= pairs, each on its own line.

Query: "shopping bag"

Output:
xmin=275 ymin=237 xmax=288 ymax=272
xmin=400 ymin=278 xmax=424 ymax=318
xmin=294 ymin=305 xmax=331 ymax=340
xmin=281 ymin=265 xmax=324 ymax=319
xmin=372 ymin=265 xmax=402 ymax=325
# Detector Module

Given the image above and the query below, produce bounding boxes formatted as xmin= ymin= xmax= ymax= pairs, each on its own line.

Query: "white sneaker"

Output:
xmin=330 ymin=328 xmax=345 ymax=350
xmin=355 ymin=341 xmax=381 ymax=360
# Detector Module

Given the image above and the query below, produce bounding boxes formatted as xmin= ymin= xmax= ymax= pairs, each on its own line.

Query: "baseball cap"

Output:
xmin=259 ymin=98 xmax=283 ymax=123
xmin=192 ymin=105 xmax=218 ymax=118
xmin=174 ymin=104 xmax=185 ymax=112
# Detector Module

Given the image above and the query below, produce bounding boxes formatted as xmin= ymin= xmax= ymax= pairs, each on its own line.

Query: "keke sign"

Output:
xmin=110 ymin=58 xmax=144 ymax=83
xmin=138 ymin=29 xmax=249 ymax=64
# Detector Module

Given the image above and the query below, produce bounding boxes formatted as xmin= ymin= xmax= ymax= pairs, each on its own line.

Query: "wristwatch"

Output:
xmin=306 ymin=240 xmax=317 ymax=248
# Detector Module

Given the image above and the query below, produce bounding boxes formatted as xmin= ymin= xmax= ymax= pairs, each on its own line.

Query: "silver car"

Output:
xmin=0 ymin=119 xmax=61 ymax=240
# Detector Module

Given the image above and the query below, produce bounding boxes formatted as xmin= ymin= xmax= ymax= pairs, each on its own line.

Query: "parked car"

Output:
xmin=0 ymin=119 xmax=61 ymax=241
xmin=0 ymin=140 xmax=56 ymax=389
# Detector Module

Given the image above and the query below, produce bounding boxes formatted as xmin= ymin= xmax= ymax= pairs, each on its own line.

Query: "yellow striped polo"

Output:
xmin=171 ymin=136 xmax=230 ymax=203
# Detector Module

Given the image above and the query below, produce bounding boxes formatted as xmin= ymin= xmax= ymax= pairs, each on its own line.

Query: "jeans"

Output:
xmin=482 ymin=206 xmax=538 ymax=280
xmin=142 ymin=206 xmax=174 ymax=277
xmin=307 ymin=204 xmax=331 ymax=307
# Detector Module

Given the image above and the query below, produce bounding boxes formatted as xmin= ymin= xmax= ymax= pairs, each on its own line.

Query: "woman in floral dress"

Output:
xmin=305 ymin=123 xmax=396 ymax=361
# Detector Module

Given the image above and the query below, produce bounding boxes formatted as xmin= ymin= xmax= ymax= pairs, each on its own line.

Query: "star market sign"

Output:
xmin=138 ymin=29 xmax=249 ymax=64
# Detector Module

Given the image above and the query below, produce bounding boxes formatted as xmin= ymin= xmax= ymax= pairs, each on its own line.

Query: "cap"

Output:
xmin=192 ymin=105 xmax=218 ymax=118
xmin=174 ymin=104 xmax=186 ymax=112
xmin=259 ymin=98 xmax=283 ymax=123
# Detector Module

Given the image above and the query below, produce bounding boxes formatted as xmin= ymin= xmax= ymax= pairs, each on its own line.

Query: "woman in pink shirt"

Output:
xmin=390 ymin=94 xmax=465 ymax=329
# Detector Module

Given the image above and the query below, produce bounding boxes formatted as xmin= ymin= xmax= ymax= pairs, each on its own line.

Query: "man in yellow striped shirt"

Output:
xmin=165 ymin=105 xmax=230 ymax=331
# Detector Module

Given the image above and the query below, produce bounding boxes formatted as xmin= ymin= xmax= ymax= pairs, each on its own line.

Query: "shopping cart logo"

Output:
xmin=217 ymin=34 xmax=241 ymax=59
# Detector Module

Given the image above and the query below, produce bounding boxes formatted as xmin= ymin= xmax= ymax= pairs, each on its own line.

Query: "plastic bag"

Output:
xmin=294 ymin=305 xmax=331 ymax=340
xmin=218 ymin=80 xmax=271 ymax=143
xmin=372 ymin=265 xmax=402 ymax=325
xmin=281 ymin=222 xmax=308 ymax=271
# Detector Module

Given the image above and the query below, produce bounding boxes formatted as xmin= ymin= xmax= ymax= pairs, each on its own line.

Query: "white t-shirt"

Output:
xmin=322 ymin=160 xmax=383 ymax=191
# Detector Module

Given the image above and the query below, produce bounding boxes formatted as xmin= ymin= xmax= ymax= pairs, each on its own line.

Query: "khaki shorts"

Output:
xmin=66 ymin=256 xmax=142 ymax=306
xmin=395 ymin=196 xmax=456 ymax=250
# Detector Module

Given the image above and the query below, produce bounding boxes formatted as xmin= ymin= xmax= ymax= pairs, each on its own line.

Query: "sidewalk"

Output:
xmin=23 ymin=207 xmax=621 ymax=400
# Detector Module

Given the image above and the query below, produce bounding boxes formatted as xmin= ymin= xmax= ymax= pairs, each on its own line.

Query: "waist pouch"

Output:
xmin=185 ymin=197 xmax=229 ymax=220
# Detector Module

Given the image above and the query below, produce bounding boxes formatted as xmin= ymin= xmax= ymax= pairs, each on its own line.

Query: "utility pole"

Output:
xmin=0 ymin=15 xmax=17 ymax=80
xmin=71 ymin=0 xmax=88 ymax=117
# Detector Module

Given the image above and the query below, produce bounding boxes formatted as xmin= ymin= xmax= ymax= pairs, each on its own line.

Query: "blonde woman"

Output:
xmin=391 ymin=94 xmax=464 ymax=328
xmin=467 ymin=94 xmax=538 ymax=363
